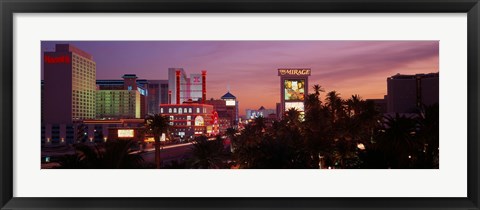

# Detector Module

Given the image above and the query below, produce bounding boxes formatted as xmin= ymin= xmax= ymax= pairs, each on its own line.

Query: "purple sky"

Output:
xmin=41 ymin=41 xmax=439 ymax=115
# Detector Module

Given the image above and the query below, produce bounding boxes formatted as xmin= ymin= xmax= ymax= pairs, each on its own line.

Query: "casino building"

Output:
xmin=168 ymin=68 xmax=206 ymax=104
xmin=96 ymin=74 xmax=149 ymax=119
xmin=159 ymin=102 xmax=215 ymax=139
xmin=42 ymin=44 xmax=96 ymax=144
xmin=204 ymin=91 xmax=239 ymax=133
xmin=44 ymin=44 xmax=97 ymax=124
xmin=278 ymin=68 xmax=311 ymax=119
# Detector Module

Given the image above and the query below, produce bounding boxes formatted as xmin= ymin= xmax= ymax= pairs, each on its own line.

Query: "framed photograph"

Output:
xmin=1 ymin=0 xmax=479 ymax=209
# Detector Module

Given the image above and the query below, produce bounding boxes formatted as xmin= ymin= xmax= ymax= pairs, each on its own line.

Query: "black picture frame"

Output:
xmin=1 ymin=0 xmax=479 ymax=209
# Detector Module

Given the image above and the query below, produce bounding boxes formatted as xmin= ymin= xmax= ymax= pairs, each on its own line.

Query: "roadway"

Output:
xmin=137 ymin=142 xmax=195 ymax=164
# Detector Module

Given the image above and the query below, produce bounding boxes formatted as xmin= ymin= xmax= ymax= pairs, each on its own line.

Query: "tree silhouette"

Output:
xmin=56 ymin=140 xmax=144 ymax=169
xmin=188 ymin=135 xmax=228 ymax=169
xmin=145 ymin=114 xmax=171 ymax=169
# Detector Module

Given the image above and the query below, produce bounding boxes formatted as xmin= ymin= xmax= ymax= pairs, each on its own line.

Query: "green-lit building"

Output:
xmin=96 ymin=90 xmax=141 ymax=119
xmin=96 ymin=74 xmax=148 ymax=119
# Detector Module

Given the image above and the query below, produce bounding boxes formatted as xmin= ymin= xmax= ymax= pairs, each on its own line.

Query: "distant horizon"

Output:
xmin=41 ymin=41 xmax=439 ymax=115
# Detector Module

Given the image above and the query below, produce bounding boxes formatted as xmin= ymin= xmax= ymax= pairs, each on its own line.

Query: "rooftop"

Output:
xmin=221 ymin=91 xmax=236 ymax=99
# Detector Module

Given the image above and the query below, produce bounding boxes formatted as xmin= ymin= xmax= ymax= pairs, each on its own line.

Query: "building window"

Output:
xmin=189 ymin=108 xmax=192 ymax=113
xmin=179 ymin=108 xmax=183 ymax=114
xmin=174 ymin=108 xmax=177 ymax=113
xmin=187 ymin=116 xmax=191 ymax=120
xmin=169 ymin=108 xmax=172 ymax=113
xmin=196 ymin=108 xmax=200 ymax=113
xmin=184 ymin=108 xmax=187 ymax=113
xmin=160 ymin=108 xmax=163 ymax=113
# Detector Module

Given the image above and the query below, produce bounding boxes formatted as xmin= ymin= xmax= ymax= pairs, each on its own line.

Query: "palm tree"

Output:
xmin=416 ymin=103 xmax=439 ymax=168
xmin=312 ymin=84 xmax=325 ymax=98
xmin=378 ymin=113 xmax=419 ymax=168
xmin=346 ymin=94 xmax=362 ymax=117
xmin=325 ymin=91 xmax=343 ymax=124
xmin=284 ymin=108 xmax=301 ymax=126
xmin=145 ymin=114 xmax=171 ymax=169
xmin=188 ymin=135 xmax=226 ymax=169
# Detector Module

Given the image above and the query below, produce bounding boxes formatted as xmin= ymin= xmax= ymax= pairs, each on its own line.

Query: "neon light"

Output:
xmin=278 ymin=68 xmax=311 ymax=76
xmin=44 ymin=55 xmax=71 ymax=64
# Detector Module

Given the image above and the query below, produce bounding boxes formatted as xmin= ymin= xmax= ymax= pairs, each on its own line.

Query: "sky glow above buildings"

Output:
xmin=41 ymin=41 xmax=439 ymax=115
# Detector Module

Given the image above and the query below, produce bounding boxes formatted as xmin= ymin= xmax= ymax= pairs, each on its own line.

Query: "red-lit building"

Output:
xmin=168 ymin=68 xmax=207 ymax=104
xmin=159 ymin=102 xmax=215 ymax=139
xmin=205 ymin=96 xmax=237 ymax=133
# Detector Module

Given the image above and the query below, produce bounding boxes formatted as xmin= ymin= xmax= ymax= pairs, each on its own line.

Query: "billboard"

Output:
xmin=118 ymin=129 xmax=134 ymax=138
xmin=285 ymin=102 xmax=305 ymax=112
xmin=284 ymin=79 xmax=305 ymax=101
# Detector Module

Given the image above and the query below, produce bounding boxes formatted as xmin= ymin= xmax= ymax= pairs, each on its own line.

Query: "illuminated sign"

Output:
xmin=284 ymin=79 xmax=305 ymax=101
xmin=278 ymin=68 xmax=311 ymax=76
xmin=118 ymin=129 xmax=134 ymax=138
xmin=195 ymin=116 xmax=204 ymax=126
xmin=226 ymin=100 xmax=236 ymax=106
xmin=206 ymin=126 xmax=212 ymax=133
xmin=285 ymin=102 xmax=305 ymax=112
xmin=193 ymin=76 xmax=200 ymax=83
xmin=44 ymin=55 xmax=71 ymax=64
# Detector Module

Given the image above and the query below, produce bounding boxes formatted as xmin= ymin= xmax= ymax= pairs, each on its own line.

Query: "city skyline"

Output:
xmin=41 ymin=41 xmax=439 ymax=115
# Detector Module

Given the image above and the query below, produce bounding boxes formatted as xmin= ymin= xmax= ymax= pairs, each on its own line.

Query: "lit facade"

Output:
xmin=278 ymin=68 xmax=311 ymax=119
xmin=387 ymin=72 xmax=439 ymax=113
xmin=168 ymin=68 xmax=206 ymax=104
xmin=96 ymin=90 xmax=141 ymax=118
xmin=159 ymin=103 xmax=214 ymax=139
xmin=42 ymin=119 xmax=146 ymax=145
xmin=96 ymin=74 xmax=148 ymax=119
xmin=205 ymin=97 xmax=237 ymax=132
xmin=43 ymin=44 xmax=96 ymax=124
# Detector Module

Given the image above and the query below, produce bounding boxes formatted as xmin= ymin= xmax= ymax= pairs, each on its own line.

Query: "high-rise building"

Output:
xmin=96 ymin=74 xmax=148 ymax=119
xmin=387 ymin=72 xmax=439 ymax=113
xmin=44 ymin=44 xmax=96 ymax=124
xmin=147 ymin=80 xmax=169 ymax=114
xmin=221 ymin=91 xmax=238 ymax=126
xmin=168 ymin=68 xmax=206 ymax=104
xmin=278 ymin=68 xmax=311 ymax=119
